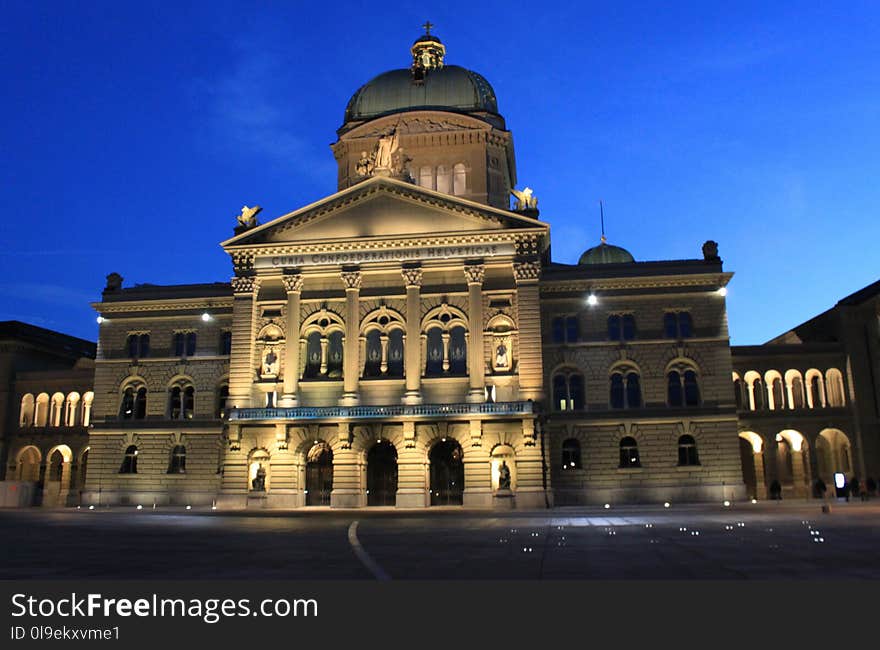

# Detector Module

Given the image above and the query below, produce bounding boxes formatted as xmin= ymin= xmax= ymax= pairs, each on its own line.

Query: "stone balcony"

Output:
xmin=228 ymin=400 xmax=534 ymax=422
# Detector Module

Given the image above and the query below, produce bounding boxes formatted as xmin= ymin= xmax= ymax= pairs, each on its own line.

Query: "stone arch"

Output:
xmin=19 ymin=393 xmax=34 ymax=426
xmin=825 ymin=368 xmax=845 ymax=406
xmin=764 ymin=370 xmax=784 ymax=410
xmin=486 ymin=313 xmax=517 ymax=374
xmin=44 ymin=444 xmax=73 ymax=507
xmin=815 ymin=428 xmax=854 ymax=489
xmin=428 ymin=436 xmax=465 ymax=505
xmin=34 ymin=393 xmax=50 ymax=426
xmin=81 ymin=391 xmax=95 ymax=426
xmin=743 ymin=370 xmax=763 ymax=410
xmin=50 ymin=392 xmax=65 ymax=426
xmin=774 ymin=429 xmax=810 ymax=498
xmin=784 ymin=369 xmax=805 ymax=410
xmin=15 ymin=445 xmax=42 ymax=482
xmin=804 ymin=368 xmax=825 ymax=408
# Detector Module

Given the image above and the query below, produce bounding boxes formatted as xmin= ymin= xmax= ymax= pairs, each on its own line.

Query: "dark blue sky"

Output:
xmin=2 ymin=1 xmax=878 ymax=344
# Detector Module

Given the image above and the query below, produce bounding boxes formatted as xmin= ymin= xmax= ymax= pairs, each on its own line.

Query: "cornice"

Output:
xmin=92 ymin=297 xmax=235 ymax=314
xmin=540 ymin=272 xmax=733 ymax=293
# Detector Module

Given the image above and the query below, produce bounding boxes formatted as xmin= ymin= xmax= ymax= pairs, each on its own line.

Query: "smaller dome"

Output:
xmin=578 ymin=241 xmax=635 ymax=265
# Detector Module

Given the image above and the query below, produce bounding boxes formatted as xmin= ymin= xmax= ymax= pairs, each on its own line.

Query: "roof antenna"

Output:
xmin=599 ymin=200 xmax=607 ymax=243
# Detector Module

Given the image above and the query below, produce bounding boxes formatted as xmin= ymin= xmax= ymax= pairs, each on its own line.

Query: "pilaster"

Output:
xmin=340 ymin=270 xmax=361 ymax=406
xmin=280 ymin=273 xmax=303 ymax=407
xmin=513 ymin=261 xmax=543 ymax=400
xmin=464 ymin=263 xmax=485 ymax=403
xmin=402 ymin=267 xmax=423 ymax=404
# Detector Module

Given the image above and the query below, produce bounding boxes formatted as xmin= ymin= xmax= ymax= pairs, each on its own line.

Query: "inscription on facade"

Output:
xmin=257 ymin=243 xmax=516 ymax=268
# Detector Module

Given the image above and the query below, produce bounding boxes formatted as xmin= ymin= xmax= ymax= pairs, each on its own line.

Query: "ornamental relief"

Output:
xmin=350 ymin=116 xmax=484 ymax=139
xmin=359 ymin=298 xmax=407 ymax=321
xmin=420 ymin=295 xmax=467 ymax=320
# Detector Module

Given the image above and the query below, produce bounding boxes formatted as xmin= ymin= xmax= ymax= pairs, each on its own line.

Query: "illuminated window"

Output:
xmin=119 ymin=384 xmax=147 ymax=420
xmin=119 ymin=445 xmax=138 ymax=474
xmin=216 ymin=385 xmax=229 ymax=419
xmin=619 ymin=437 xmax=641 ymax=468
xmin=562 ymin=439 xmax=581 ymax=469
xmin=553 ymin=371 xmax=585 ymax=411
xmin=168 ymin=381 xmax=195 ymax=420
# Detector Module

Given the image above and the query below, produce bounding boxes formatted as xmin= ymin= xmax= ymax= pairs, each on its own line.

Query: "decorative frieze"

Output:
xmin=231 ymin=276 xmax=260 ymax=295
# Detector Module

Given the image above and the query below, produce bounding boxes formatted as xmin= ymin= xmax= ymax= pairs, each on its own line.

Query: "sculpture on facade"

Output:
xmin=498 ymin=461 xmax=511 ymax=490
xmin=495 ymin=342 xmax=508 ymax=369
xmin=510 ymin=187 xmax=538 ymax=211
xmin=237 ymin=205 xmax=262 ymax=229
xmin=262 ymin=348 xmax=278 ymax=376
xmin=355 ymin=150 xmax=375 ymax=177
xmin=702 ymin=240 xmax=720 ymax=261
xmin=374 ymin=130 xmax=400 ymax=170
xmin=252 ymin=463 xmax=266 ymax=491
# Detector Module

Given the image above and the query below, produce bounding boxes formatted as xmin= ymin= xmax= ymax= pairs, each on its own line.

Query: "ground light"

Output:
xmin=664 ymin=502 xmax=671 ymax=508
xmin=604 ymin=503 xmax=610 ymax=509
xmin=723 ymin=500 xmax=731 ymax=507
xmin=751 ymin=498 xmax=758 ymax=504
xmin=136 ymin=505 xmax=143 ymax=510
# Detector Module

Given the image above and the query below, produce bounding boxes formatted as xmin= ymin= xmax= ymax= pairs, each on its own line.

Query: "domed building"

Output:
xmin=72 ymin=27 xmax=828 ymax=510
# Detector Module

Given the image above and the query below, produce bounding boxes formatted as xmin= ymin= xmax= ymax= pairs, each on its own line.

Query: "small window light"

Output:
xmin=586 ymin=294 xmax=598 ymax=306
xmin=201 ymin=312 xmax=212 ymax=322
xmin=716 ymin=287 xmax=728 ymax=297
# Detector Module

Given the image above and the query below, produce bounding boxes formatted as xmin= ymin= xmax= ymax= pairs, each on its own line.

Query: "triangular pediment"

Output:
xmin=221 ymin=176 xmax=547 ymax=248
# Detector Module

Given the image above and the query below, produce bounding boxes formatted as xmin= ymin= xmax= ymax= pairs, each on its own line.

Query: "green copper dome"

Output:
xmin=343 ymin=65 xmax=499 ymax=124
xmin=578 ymin=241 xmax=636 ymax=265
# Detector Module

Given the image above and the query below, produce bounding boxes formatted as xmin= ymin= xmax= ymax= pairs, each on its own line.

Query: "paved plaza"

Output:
xmin=1 ymin=501 xmax=878 ymax=580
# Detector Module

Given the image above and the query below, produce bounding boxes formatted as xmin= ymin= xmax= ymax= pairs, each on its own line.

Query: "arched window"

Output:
xmin=453 ymin=163 xmax=466 ymax=196
xmin=425 ymin=327 xmax=444 ymax=376
xmin=422 ymin=304 xmax=468 ymax=377
xmin=304 ymin=331 xmax=322 ymax=378
xmin=752 ymin=378 xmax=765 ymax=410
xmin=448 ymin=326 xmax=467 ymax=374
xmin=419 ymin=165 xmax=434 ymax=190
xmin=619 ymin=437 xmax=641 ymax=468
xmin=561 ymin=439 xmax=581 ymax=469
xmin=610 ymin=373 xmax=625 ymax=409
xmin=806 ymin=371 xmax=825 ymax=408
xmin=63 ymin=392 xmax=80 ymax=426
xmin=826 ymin=369 xmax=845 ymax=407
xmin=168 ymin=381 xmax=194 ymax=420
xmin=790 ymin=376 xmax=805 ymax=409
xmin=119 ymin=384 xmax=147 ymax=420
xmin=216 ymin=385 xmax=229 ymax=419
xmin=50 ymin=393 xmax=64 ymax=426
xmin=668 ymin=371 xmax=683 ymax=406
xmin=387 ymin=329 xmax=404 ymax=377
xmin=553 ymin=371 xmax=585 ymax=411
xmin=771 ymin=378 xmax=785 ymax=410
xmin=364 ymin=330 xmax=382 ymax=377
xmin=168 ymin=445 xmax=186 ymax=474
xmin=119 ymin=445 xmax=138 ymax=474
xmin=19 ymin=394 xmax=34 ymax=427
xmin=626 ymin=373 xmax=642 ymax=408
xmin=733 ymin=378 xmax=745 ymax=409
xmin=436 ymin=164 xmax=451 ymax=194
xmin=684 ymin=370 xmax=700 ymax=406
xmin=327 ymin=331 xmax=344 ymax=378
xmin=35 ymin=393 xmax=49 ymax=426
xmin=678 ymin=435 xmax=699 ymax=466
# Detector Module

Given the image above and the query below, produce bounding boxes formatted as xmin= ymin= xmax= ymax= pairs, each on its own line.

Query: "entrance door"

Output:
xmin=430 ymin=439 xmax=464 ymax=505
xmin=367 ymin=441 xmax=397 ymax=506
xmin=306 ymin=444 xmax=333 ymax=506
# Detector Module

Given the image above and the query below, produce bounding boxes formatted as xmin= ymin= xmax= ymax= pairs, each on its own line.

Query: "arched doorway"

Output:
xmin=367 ymin=441 xmax=397 ymax=506
xmin=739 ymin=437 xmax=757 ymax=498
xmin=430 ymin=438 xmax=464 ymax=505
xmin=306 ymin=442 xmax=333 ymax=506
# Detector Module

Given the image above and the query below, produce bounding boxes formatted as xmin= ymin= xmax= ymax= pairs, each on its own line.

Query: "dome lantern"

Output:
xmin=411 ymin=21 xmax=445 ymax=81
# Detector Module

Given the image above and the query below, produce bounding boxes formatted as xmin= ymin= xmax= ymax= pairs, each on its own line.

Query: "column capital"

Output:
xmin=231 ymin=276 xmax=261 ymax=295
xmin=341 ymin=270 xmax=362 ymax=290
xmin=401 ymin=267 xmax=423 ymax=288
xmin=463 ymin=263 xmax=485 ymax=285
xmin=282 ymin=273 xmax=304 ymax=293
xmin=513 ymin=261 xmax=541 ymax=283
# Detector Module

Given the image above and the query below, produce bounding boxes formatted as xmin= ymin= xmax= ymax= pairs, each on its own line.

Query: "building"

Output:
xmin=5 ymin=29 xmax=875 ymax=508
xmin=0 ymin=321 xmax=95 ymax=506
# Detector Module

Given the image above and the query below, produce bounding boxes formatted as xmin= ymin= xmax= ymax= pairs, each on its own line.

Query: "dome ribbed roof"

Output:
xmin=578 ymin=242 xmax=636 ymax=265
xmin=343 ymin=65 xmax=499 ymax=124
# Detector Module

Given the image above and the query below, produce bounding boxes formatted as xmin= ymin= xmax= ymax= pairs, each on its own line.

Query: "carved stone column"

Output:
xmin=514 ymin=261 xmax=543 ymax=400
xmin=464 ymin=263 xmax=485 ymax=403
xmin=280 ymin=273 xmax=303 ymax=407
xmin=753 ymin=450 xmax=768 ymax=500
xmin=340 ymin=270 xmax=361 ymax=406
xmin=229 ymin=276 xmax=261 ymax=409
xmin=402 ymin=266 xmax=423 ymax=404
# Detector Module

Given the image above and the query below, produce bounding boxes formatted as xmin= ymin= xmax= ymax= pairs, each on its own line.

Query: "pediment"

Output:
xmin=222 ymin=177 xmax=547 ymax=248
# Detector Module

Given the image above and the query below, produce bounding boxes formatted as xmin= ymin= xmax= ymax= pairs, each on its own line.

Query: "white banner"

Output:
xmin=256 ymin=243 xmax=516 ymax=268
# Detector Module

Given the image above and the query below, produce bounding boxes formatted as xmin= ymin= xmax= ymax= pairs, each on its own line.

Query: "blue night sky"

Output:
xmin=1 ymin=1 xmax=878 ymax=344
